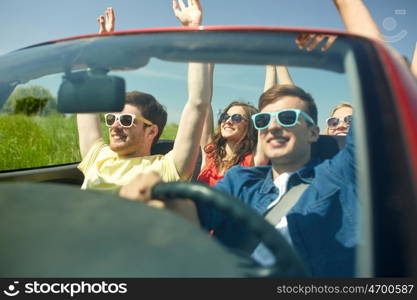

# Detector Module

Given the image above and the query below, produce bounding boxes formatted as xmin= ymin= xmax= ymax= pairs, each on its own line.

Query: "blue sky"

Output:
xmin=1 ymin=0 xmax=416 ymax=129
xmin=1 ymin=0 xmax=415 ymax=57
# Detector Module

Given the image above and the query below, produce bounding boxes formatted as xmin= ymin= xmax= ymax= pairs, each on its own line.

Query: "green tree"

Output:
xmin=2 ymin=85 xmax=57 ymax=114
xmin=14 ymin=96 xmax=48 ymax=115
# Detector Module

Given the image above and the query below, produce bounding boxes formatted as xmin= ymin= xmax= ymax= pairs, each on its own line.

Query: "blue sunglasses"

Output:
xmin=251 ymin=109 xmax=315 ymax=130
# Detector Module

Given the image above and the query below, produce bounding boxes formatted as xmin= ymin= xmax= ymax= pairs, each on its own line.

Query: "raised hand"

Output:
xmin=172 ymin=0 xmax=203 ymax=27
xmin=296 ymin=33 xmax=337 ymax=52
xmin=97 ymin=7 xmax=115 ymax=34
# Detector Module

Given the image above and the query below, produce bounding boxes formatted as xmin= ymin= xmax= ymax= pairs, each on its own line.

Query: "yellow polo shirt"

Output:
xmin=78 ymin=139 xmax=181 ymax=193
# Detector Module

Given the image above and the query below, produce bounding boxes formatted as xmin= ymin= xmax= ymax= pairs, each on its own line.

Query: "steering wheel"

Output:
xmin=0 ymin=181 xmax=307 ymax=277
xmin=152 ymin=182 xmax=308 ymax=277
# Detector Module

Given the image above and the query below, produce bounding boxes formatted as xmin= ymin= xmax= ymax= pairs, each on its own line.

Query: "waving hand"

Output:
xmin=173 ymin=0 xmax=203 ymax=27
xmin=97 ymin=7 xmax=115 ymax=33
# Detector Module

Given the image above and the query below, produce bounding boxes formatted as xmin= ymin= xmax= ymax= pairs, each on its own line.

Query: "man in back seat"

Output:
xmin=77 ymin=6 xmax=211 ymax=192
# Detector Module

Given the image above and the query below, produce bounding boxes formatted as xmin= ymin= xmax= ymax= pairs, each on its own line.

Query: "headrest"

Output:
xmin=151 ymin=140 xmax=174 ymax=155
xmin=152 ymin=135 xmax=346 ymax=161
xmin=312 ymin=135 xmax=346 ymax=160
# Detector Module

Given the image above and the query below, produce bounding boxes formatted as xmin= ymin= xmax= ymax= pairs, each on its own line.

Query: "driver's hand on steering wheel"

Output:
xmin=119 ymin=171 xmax=200 ymax=224
xmin=119 ymin=171 xmax=166 ymax=208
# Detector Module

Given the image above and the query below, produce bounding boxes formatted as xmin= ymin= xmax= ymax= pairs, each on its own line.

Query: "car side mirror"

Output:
xmin=57 ymin=69 xmax=125 ymax=113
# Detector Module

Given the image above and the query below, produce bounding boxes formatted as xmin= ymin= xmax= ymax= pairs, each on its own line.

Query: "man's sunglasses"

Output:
xmin=104 ymin=113 xmax=153 ymax=128
xmin=251 ymin=109 xmax=315 ymax=130
xmin=326 ymin=115 xmax=352 ymax=128
xmin=218 ymin=113 xmax=247 ymax=124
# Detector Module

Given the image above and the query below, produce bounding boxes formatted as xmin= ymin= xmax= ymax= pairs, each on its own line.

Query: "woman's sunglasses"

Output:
xmin=326 ymin=115 xmax=352 ymax=128
xmin=251 ymin=109 xmax=315 ymax=130
xmin=104 ymin=113 xmax=153 ymax=128
xmin=218 ymin=113 xmax=247 ymax=124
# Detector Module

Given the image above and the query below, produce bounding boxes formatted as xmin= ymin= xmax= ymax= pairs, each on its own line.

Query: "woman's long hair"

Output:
xmin=205 ymin=101 xmax=258 ymax=171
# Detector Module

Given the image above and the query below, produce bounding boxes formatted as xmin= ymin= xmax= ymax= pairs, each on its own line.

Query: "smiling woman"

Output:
xmin=197 ymin=101 xmax=258 ymax=186
xmin=326 ymin=102 xmax=353 ymax=136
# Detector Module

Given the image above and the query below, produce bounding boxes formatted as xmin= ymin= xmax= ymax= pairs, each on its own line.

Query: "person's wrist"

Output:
xmin=187 ymin=21 xmax=201 ymax=27
xmin=333 ymin=0 xmax=359 ymax=9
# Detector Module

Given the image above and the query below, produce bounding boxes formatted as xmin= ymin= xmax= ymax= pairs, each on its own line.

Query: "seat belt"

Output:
xmin=264 ymin=183 xmax=310 ymax=225
xmin=241 ymin=183 xmax=309 ymax=253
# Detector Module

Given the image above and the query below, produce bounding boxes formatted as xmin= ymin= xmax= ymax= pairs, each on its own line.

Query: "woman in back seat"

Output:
xmin=173 ymin=0 xmax=294 ymax=186
xmin=197 ymin=100 xmax=259 ymax=186
xmin=326 ymin=103 xmax=353 ymax=136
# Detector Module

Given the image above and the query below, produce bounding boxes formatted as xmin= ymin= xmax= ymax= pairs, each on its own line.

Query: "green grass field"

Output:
xmin=0 ymin=114 xmax=178 ymax=171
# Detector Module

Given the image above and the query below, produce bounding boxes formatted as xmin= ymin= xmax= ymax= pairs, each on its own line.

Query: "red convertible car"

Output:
xmin=0 ymin=26 xmax=416 ymax=278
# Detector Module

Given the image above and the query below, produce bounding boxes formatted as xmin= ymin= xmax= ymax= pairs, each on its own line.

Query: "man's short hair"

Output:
xmin=259 ymin=85 xmax=318 ymax=125
xmin=125 ymin=91 xmax=167 ymax=144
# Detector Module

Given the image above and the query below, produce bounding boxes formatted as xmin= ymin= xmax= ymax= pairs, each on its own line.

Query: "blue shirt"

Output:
xmin=197 ymin=130 xmax=357 ymax=277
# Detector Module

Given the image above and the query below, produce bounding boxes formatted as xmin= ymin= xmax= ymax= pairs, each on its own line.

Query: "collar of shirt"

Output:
xmin=274 ymin=172 xmax=293 ymax=195
xmin=259 ymin=158 xmax=321 ymax=195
